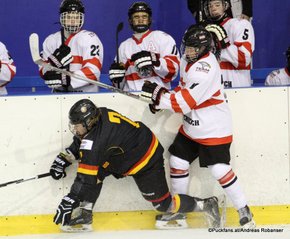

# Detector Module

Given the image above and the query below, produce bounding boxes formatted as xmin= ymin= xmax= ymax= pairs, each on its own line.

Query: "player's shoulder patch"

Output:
xmin=80 ymin=139 xmax=94 ymax=150
xmin=195 ymin=61 xmax=211 ymax=73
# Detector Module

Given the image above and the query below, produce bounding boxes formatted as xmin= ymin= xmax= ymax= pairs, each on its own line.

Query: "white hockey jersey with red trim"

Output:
xmin=220 ymin=17 xmax=255 ymax=88
xmin=0 ymin=42 xmax=16 ymax=95
xmin=41 ymin=30 xmax=103 ymax=92
xmin=158 ymin=53 xmax=232 ymax=145
xmin=265 ymin=68 xmax=290 ymax=86
xmin=118 ymin=30 xmax=179 ymax=91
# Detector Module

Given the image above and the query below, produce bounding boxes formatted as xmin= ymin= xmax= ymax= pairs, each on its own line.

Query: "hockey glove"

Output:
xmin=141 ymin=81 xmax=168 ymax=105
xmin=109 ymin=62 xmax=126 ymax=87
xmin=53 ymin=193 xmax=80 ymax=225
xmin=131 ymin=51 xmax=160 ymax=77
xmin=43 ymin=70 xmax=69 ymax=89
xmin=205 ymin=24 xmax=230 ymax=49
xmin=48 ymin=44 xmax=73 ymax=68
xmin=50 ymin=151 xmax=73 ymax=180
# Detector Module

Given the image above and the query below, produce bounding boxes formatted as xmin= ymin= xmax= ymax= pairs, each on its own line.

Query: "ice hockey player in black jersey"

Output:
xmin=50 ymin=99 xmax=221 ymax=231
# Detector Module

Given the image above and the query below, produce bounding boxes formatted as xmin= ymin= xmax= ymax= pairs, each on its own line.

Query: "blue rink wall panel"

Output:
xmin=0 ymin=0 xmax=289 ymax=77
xmin=0 ymin=87 xmax=289 ymax=216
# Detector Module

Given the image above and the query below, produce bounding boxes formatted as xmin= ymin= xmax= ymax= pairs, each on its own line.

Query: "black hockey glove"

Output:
xmin=109 ymin=62 xmax=126 ymax=86
xmin=48 ymin=44 xmax=73 ymax=68
xmin=205 ymin=24 xmax=230 ymax=49
xmin=50 ymin=152 xmax=73 ymax=180
xmin=141 ymin=81 xmax=168 ymax=105
xmin=53 ymin=193 xmax=80 ymax=225
xmin=131 ymin=51 xmax=160 ymax=77
xmin=43 ymin=70 xmax=69 ymax=89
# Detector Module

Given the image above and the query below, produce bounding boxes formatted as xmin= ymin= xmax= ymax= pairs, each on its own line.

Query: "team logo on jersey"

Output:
xmin=196 ymin=61 xmax=211 ymax=73
xmin=80 ymin=139 xmax=93 ymax=150
xmin=148 ymin=41 xmax=157 ymax=52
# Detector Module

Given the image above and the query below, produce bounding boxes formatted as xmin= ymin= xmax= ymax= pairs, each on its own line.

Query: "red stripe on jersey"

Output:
xmin=162 ymin=58 xmax=176 ymax=83
xmin=220 ymin=61 xmax=251 ymax=70
xmin=179 ymin=126 xmax=233 ymax=145
xmin=181 ymin=88 xmax=196 ymax=109
xmin=81 ymin=67 xmax=97 ymax=80
xmin=213 ymin=90 xmax=221 ymax=97
xmin=164 ymin=55 xmax=180 ymax=65
xmin=78 ymin=163 xmax=99 ymax=170
xmin=64 ymin=33 xmax=76 ymax=45
xmin=83 ymin=57 xmax=102 ymax=70
xmin=235 ymin=42 xmax=253 ymax=56
xmin=174 ymin=86 xmax=182 ymax=92
xmin=170 ymin=94 xmax=183 ymax=112
xmin=132 ymin=30 xmax=152 ymax=44
xmin=195 ymin=98 xmax=224 ymax=110
xmin=125 ymin=73 xmax=140 ymax=81
xmin=72 ymin=56 xmax=82 ymax=64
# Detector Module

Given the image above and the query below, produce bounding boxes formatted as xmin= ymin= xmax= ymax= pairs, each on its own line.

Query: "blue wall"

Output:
xmin=0 ymin=0 xmax=289 ymax=77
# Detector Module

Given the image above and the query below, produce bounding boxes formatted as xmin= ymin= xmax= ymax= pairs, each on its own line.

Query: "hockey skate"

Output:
xmin=155 ymin=213 xmax=188 ymax=229
xmin=238 ymin=205 xmax=256 ymax=229
xmin=203 ymin=196 xmax=221 ymax=228
xmin=61 ymin=207 xmax=93 ymax=232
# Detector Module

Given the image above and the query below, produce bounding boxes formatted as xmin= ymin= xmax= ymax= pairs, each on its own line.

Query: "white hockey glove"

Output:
xmin=54 ymin=193 xmax=80 ymax=225
xmin=43 ymin=70 xmax=69 ymax=89
xmin=205 ymin=24 xmax=230 ymax=49
xmin=109 ymin=62 xmax=126 ymax=87
xmin=131 ymin=51 xmax=160 ymax=77
xmin=48 ymin=44 xmax=73 ymax=68
xmin=50 ymin=151 xmax=74 ymax=180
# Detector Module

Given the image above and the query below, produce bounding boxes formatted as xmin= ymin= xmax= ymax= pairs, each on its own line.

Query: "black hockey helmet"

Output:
xmin=69 ymin=99 xmax=100 ymax=135
xmin=60 ymin=0 xmax=85 ymax=14
xmin=128 ymin=2 xmax=152 ymax=33
xmin=60 ymin=0 xmax=85 ymax=33
xmin=204 ymin=0 xmax=229 ymax=22
xmin=180 ymin=24 xmax=212 ymax=63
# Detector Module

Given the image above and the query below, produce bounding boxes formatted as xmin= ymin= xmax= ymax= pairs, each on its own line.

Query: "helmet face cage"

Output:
xmin=128 ymin=2 xmax=152 ymax=33
xmin=204 ymin=0 xmax=228 ymax=21
xmin=60 ymin=0 xmax=85 ymax=33
xmin=60 ymin=11 xmax=84 ymax=33
xmin=180 ymin=26 xmax=212 ymax=63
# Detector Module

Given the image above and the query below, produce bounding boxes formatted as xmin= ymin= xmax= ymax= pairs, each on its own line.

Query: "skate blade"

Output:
xmin=61 ymin=224 xmax=93 ymax=232
xmin=155 ymin=219 xmax=188 ymax=230
xmin=242 ymin=220 xmax=256 ymax=229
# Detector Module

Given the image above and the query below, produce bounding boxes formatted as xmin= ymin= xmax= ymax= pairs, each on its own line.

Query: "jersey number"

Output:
xmin=242 ymin=29 xmax=249 ymax=40
xmin=108 ymin=112 xmax=140 ymax=128
xmin=90 ymin=45 xmax=100 ymax=56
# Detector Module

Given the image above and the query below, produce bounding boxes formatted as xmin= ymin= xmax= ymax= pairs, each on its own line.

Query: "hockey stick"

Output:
xmin=115 ymin=22 xmax=124 ymax=89
xmin=116 ymin=22 xmax=124 ymax=64
xmin=0 ymin=172 xmax=50 ymax=188
xmin=29 ymin=33 xmax=145 ymax=102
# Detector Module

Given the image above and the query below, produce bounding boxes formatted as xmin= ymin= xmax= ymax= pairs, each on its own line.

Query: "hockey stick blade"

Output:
xmin=29 ymin=33 xmax=145 ymax=102
xmin=0 ymin=172 xmax=51 ymax=188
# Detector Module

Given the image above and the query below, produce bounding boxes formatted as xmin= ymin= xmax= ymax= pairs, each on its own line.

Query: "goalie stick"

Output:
xmin=0 ymin=172 xmax=50 ymax=188
xmin=29 ymin=33 xmax=146 ymax=102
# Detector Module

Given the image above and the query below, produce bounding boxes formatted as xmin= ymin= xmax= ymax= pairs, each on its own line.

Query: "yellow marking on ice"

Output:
xmin=0 ymin=205 xmax=289 ymax=236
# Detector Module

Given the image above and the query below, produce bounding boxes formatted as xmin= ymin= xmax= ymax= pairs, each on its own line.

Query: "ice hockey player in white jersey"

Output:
xmin=203 ymin=0 xmax=255 ymax=88
xmin=0 ymin=42 xmax=16 ymax=95
xmin=265 ymin=46 xmax=290 ymax=86
xmin=40 ymin=0 xmax=103 ymax=92
xmin=141 ymin=24 xmax=255 ymax=229
xmin=109 ymin=1 xmax=180 ymax=91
